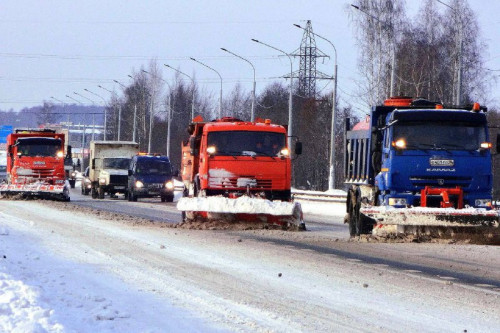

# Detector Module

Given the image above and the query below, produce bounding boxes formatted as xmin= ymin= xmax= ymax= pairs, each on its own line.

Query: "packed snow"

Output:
xmin=1 ymin=189 xmax=499 ymax=332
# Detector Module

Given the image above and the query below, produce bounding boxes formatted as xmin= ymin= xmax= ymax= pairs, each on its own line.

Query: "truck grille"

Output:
xmin=209 ymin=177 xmax=273 ymax=190
xmin=409 ymin=176 xmax=472 ymax=189
xmin=110 ymin=175 xmax=128 ymax=184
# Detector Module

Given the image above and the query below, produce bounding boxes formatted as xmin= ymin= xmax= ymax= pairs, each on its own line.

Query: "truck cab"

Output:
xmin=128 ymin=154 xmax=176 ymax=202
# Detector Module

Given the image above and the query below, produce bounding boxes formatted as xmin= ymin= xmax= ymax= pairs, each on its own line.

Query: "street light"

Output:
xmin=220 ymin=48 xmax=256 ymax=122
xmin=113 ymin=80 xmax=128 ymax=141
xmin=436 ymin=0 xmax=463 ymax=105
xmin=164 ymin=64 xmax=195 ymax=121
xmin=351 ymin=4 xmax=396 ymax=98
xmin=67 ymin=94 xmax=87 ymax=164
xmin=294 ymin=23 xmax=338 ymax=190
xmin=190 ymin=57 xmax=223 ymax=119
xmin=251 ymin=38 xmax=294 ymax=151
xmin=75 ymin=92 xmax=97 ymax=141
xmin=142 ymin=69 xmax=175 ymax=155
xmin=50 ymin=96 xmax=70 ymax=128
xmin=84 ymin=88 xmax=107 ymax=140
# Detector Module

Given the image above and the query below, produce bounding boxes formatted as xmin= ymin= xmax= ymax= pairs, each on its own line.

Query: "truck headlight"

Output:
xmin=388 ymin=198 xmax=407 ymax=206
xmin=71 ymin=171 xmax=77 ymax=178
xmin=99 ymin=178 xmax=106 ymax=185
xmin=135 ymin=180 xmax=144 ymax=188
xmin=475 ymin=199 xmax=492 ymax=208
xmin=165 ymin=181 xmax=174 ymax=190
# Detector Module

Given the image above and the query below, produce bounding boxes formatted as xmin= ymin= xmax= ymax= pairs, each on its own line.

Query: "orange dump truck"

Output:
xmin=0 ymin=128 xmax=70 ymax=201
xmin=177 ymin=116 xmax=304 ymax=229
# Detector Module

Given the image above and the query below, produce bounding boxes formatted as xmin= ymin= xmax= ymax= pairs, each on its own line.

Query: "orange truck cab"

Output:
xmin=0 ymin=128 xmax=69 ymax=200
xmin=182 ymin=117 xmax=301 ymax=202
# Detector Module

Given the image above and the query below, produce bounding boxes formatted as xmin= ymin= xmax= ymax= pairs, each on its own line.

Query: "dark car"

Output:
xmin=127 ymin=154 xmax=176 ymax=202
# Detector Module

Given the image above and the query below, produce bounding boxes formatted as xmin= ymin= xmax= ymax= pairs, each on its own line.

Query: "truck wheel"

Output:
xmin=91 ymin=187 xmax=98 ymax=199
xmin=130 ymin=192 xmax=137 ymax=202
xmin=163 ymin=194 xmax=174 ymax=203
xmin=98 ymin=187 xmax=105 ymax=199
xmin=160 ymin=195 xmax=166 ymax=202
xmin=69 ymin=179 xmax=76 ymax=189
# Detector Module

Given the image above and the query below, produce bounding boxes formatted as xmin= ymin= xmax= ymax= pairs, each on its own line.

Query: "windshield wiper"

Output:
xmin=254 ymin=151 xmax=277 ymax=160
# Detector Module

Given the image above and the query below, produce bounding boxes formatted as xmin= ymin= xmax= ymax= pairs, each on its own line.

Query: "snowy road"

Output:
xmin=1 ymin=190 xmax=500 ymax=332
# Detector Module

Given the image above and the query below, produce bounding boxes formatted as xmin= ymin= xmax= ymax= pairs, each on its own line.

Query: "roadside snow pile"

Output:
xmin=0 ymin=272 xmax=64 ymax=332
xmin=177 ymin=195 xmax=298 ymax=215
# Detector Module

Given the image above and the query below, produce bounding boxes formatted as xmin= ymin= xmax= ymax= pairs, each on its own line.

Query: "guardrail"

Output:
xmin=174 ymin=183 xmax=347 ymax=204
xmin=292 ymin=189 xmax=347 ymax=203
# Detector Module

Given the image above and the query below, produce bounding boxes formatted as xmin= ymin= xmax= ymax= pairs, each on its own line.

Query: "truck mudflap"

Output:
xmin=361 ymin=206 xmax=499 ymax=237
xmin=177 ymin=196 xmax=305 ymax=230
xmin=0 ymin=181 xmax=70 ymax=201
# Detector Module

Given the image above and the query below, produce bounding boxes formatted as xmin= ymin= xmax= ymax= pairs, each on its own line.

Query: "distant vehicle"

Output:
xmin=89 ymin=141 xmax=139 ymax=199
xmin=0 ymin=128 xmax=70 ymax=201
xmin=0 ymin=151 xmax=7 ymax=182
xmin=81 ymin=166 xmax=91 ymax=195
xmin=127 ymin=154 xmax=176 ymax=202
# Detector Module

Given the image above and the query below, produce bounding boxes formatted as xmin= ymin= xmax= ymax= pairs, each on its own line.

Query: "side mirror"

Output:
xmin=189 ymin=137 xmax=197 ymax=156
xmin=295 ymin=141 xmax=303 ymax=155
xmin=92 ymin=158 xmax=96 ymax=170
xmin=66 ymin=145 xmax=72 ymax=158
xmin=128 ymin=170 xmax=133 ymax=176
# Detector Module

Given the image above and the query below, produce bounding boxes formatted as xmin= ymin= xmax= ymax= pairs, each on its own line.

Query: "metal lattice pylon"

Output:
xmin=290 ymin=20 xmax=330 ymax=98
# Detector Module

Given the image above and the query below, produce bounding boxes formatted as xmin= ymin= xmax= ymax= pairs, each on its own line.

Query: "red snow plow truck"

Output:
xmin=0 ymin=128 xmax=70 ymax=201
xmin=177 ymin=116 xmax=304 ymax=229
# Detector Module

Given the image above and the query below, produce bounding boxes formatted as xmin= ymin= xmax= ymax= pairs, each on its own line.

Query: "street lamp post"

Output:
xmin=98 ymin=85 xmax=121 ymax=140
xmin=50 ymin=96 xmax=70 ymax=128
xmin=190 ymin=57 xmax=223 ymax=119
xmin=220 ymin=48 xmax=256 ymax=122
xmin=75 ymin=92 xmax=96 ymax=141
xmin=84 ymin=88 xmax=107 ymax=140
xmin=66 ymin=94 xmax=86 ymax=170
xmin=127 ymin=75 xmax=140 ymax=143
xmin=294 ymin=24 xmax=338 ymax=190
xmin=251 ymin=38 xmax=294 ymax=151
xmin=164 ymin=64 xmax=195 ymax=121
xmin=351 ymin=4 xmax=396 ymax=98
xmin=437 ymin=0 xmax=462 ymax=105
xmin=113 ymin=80 xmax=129 ymax=141
xmin=142 ymin=69 xmax=175 ymax=155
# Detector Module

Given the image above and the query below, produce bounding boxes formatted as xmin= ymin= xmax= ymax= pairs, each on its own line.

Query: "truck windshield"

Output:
xmin=393 ymin=121 xmax=487 ymax=150
xmin=136 ymin=159 xmax=171 ymax=175
xmin=207 ymin=131 xmax=286 ymax=156
xmin=103 ymin=158 xmax=130 ymax=169
xmin=16 ymin=138 xmax=62 ymax=157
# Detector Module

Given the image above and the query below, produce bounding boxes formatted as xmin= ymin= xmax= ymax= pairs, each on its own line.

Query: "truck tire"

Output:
xmin=130 ymin=192 xmax=137 ymax=202
xmin=91 ymin=187 xmax=98 ymax=199
xmin=98 ymin=187 xmax=105 ymax=199
xmin=165 ymin=194 xmax=174 ymax=202
xmin=69 ymin=179 xmax=76 ymax=189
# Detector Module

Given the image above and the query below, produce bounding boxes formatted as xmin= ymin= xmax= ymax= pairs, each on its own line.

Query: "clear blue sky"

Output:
xmin=1 ymin=1 xmax=499 ymax=116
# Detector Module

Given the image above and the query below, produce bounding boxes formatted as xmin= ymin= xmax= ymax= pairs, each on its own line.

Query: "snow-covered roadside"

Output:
xmin=0 ymin=212 xmax=220 ymax=333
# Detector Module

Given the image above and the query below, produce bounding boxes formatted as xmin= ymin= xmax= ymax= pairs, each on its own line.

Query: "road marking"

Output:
xmin=403 ymin=269 xmax=422 ymax=274
xmin=474 ymin=283 xmax=496 ymax=288
xmin=438 ymin=276 xmax=457 ymax=280
xmin=346 ymin=258 xmax=362 ymax=262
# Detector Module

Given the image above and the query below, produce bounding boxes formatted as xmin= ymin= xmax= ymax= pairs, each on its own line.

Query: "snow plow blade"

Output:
xmin=177 ymin=196 xmax=304 ymax=229
xmin=0 ymin=182 xmax=70 ymax=201
xmin=361 ymin=206 xmax=499 ymax=237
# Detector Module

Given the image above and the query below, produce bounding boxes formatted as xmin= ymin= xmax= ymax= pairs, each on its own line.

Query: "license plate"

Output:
xmin=114 ymin=186 xmax=125 ymax=189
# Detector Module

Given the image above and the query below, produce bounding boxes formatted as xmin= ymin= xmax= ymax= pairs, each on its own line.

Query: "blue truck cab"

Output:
xmin=127 ymin=154 xmax=176 ymax=202
xmin=344 ymin=97 xmax=496 ymax=236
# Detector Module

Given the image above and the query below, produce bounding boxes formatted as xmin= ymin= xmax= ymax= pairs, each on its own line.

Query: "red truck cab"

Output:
xmin=6 ymin=129 xmax=66 ymax=186
xmin=182 ymin=117 xmax=299 ymax=202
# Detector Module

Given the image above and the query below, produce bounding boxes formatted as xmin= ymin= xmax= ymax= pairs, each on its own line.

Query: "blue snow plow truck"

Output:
xmin=345 ymin=97 xmax=499 ymax=238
